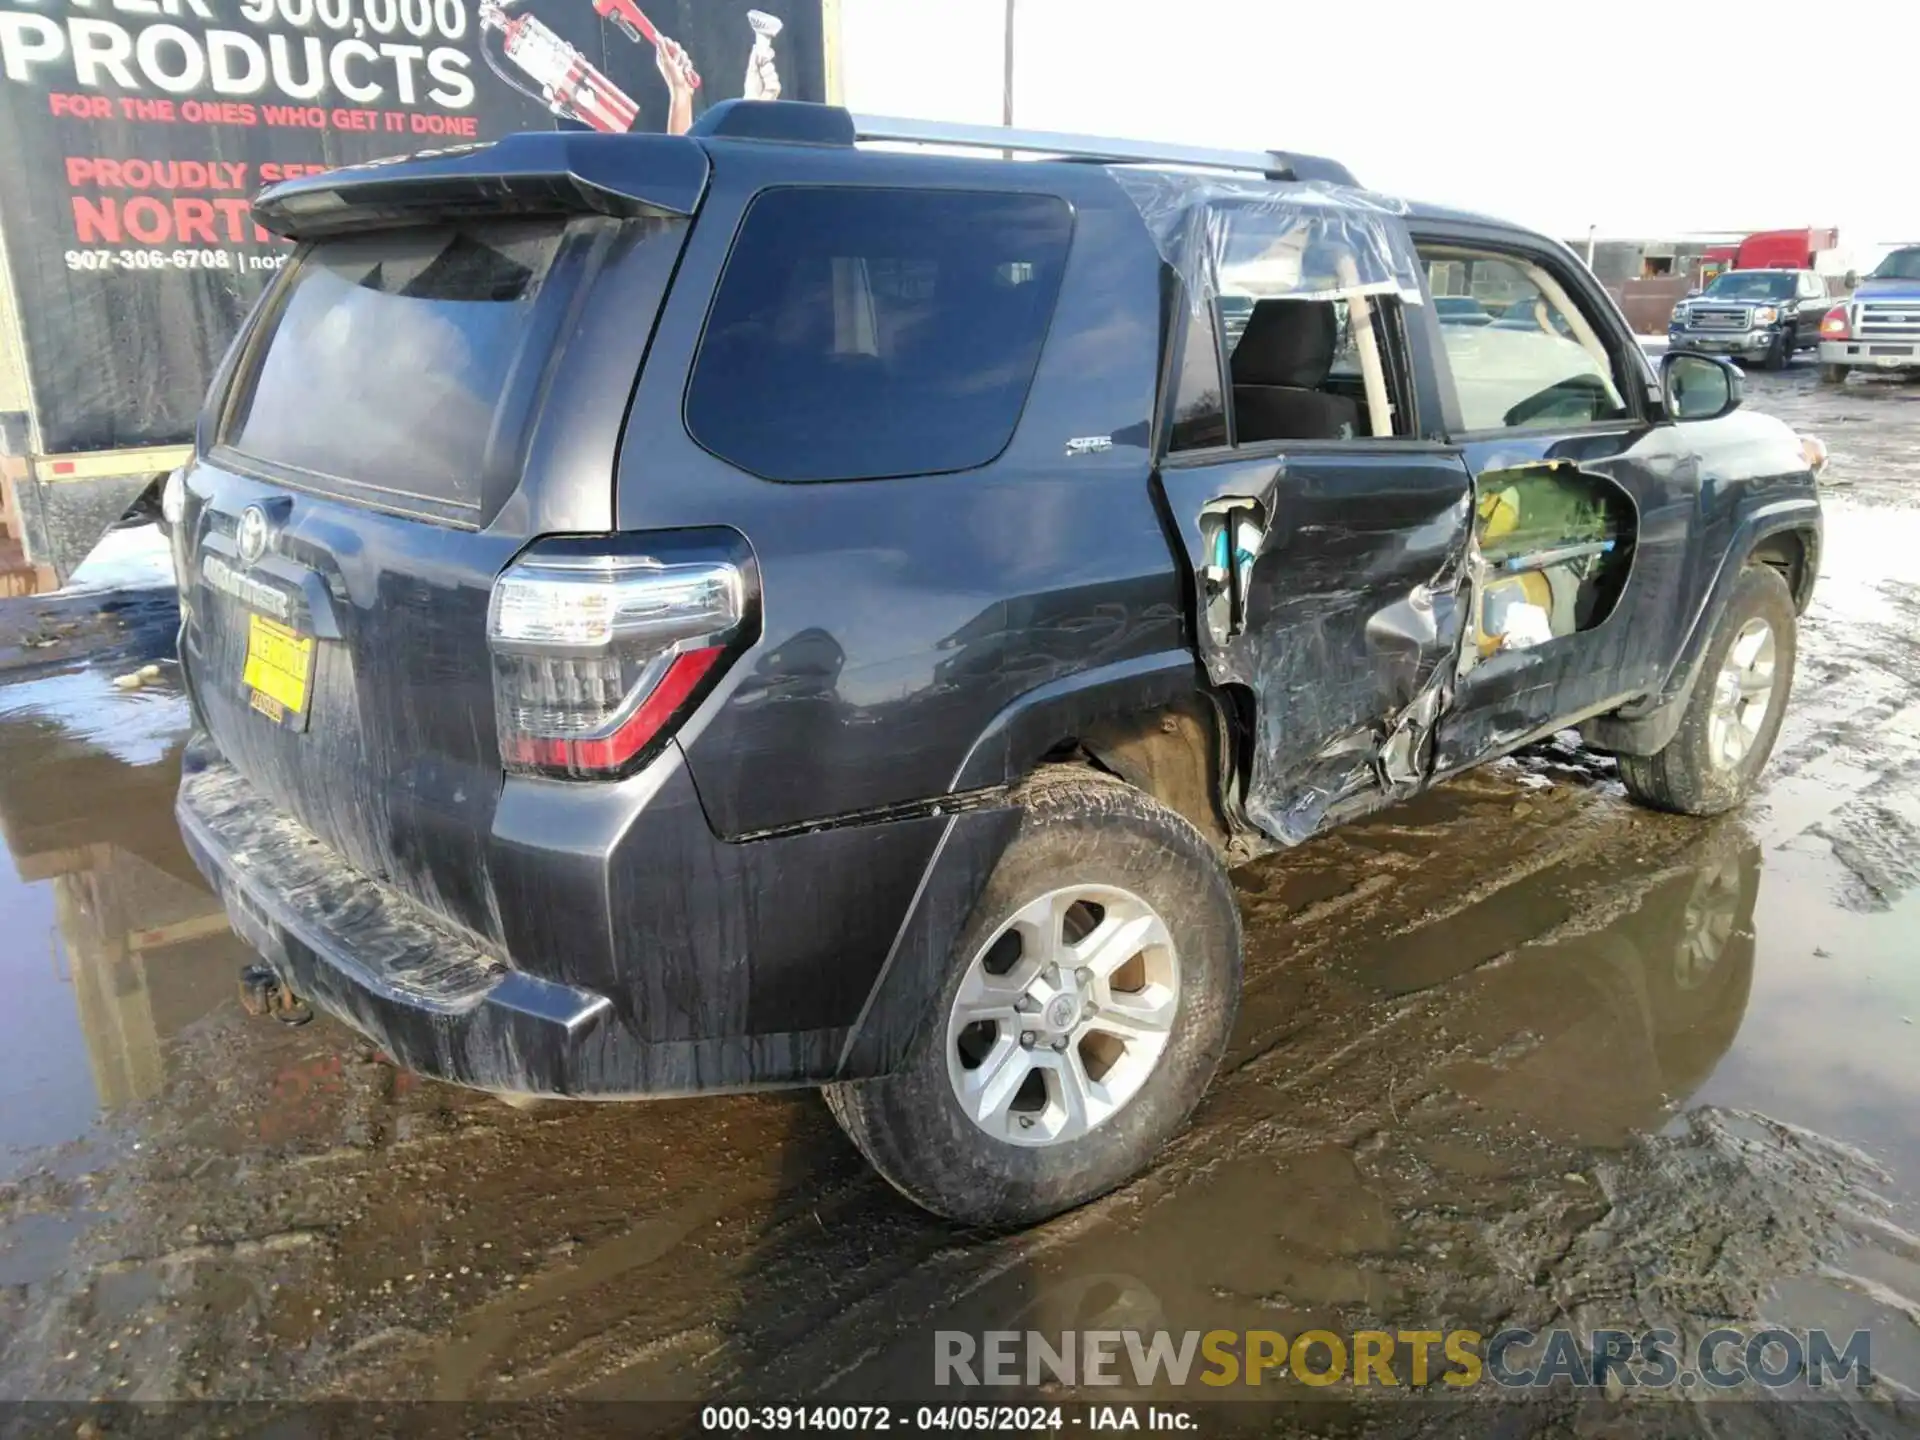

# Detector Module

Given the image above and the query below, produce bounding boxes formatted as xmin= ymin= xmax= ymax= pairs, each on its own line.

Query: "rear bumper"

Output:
xmin=178 ymin=755 xmax=621 ymax=1095
xmin=178 ymin=736 xmax=1017 ymax=1097
xmin=1820 ymin=339 xmax=1920 ymax=369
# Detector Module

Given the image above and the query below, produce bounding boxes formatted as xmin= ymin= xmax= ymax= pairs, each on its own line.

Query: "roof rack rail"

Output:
xmin=850 ymin=114 xmax=1359 ymax=188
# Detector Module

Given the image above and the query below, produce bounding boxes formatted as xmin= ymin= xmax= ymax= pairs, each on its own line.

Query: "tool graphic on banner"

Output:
xmin=478 ymin=0 xmax=736 ymax=133
xmin=594 ymin=0 xmax=701 ymax=88
xmin=479 ymin=0 xmax=641 ymax=133
xmin=745 ymin=8 xmax=782 ymax=101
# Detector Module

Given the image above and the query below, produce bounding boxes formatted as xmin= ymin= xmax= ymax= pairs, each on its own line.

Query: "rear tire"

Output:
xmin=824 ymin=767 xmax=1242 ymax=1228
xmin=1820 ymin=363 xmax=1850 ymax=385
xmin=1619 ymin=565 xmax=1796 ymax=817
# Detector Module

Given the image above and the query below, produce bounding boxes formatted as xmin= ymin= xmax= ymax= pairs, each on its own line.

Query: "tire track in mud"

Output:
xmin=334 ymin=785 xmax=1778 ymax=1401
xmin=25 ymin=773 xmax=1621 ymax=1403
xmin=1740 ymin=485 xmax=1920 ymax=918
xmin=1812 ymin=792 xmax=1920 ymax=912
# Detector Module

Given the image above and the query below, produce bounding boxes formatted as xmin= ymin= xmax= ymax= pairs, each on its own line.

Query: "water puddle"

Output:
xmin=0 ymin=651 xmax=218 ymax=1283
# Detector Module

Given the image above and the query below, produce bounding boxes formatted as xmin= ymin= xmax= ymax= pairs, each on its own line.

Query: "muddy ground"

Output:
xmin=1 ymin=369 xmax=1918 ymax=1433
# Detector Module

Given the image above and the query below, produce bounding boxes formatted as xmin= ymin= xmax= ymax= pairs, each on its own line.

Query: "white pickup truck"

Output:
xmin=1820 ymin=246 xmax=1920 ymax=382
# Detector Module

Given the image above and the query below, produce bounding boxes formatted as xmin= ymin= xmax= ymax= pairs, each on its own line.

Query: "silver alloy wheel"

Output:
xmin=946 ymin=885 xmax=1179 ymax=1147
xmin=1707 ymin=617 xmax=1777 ymax=771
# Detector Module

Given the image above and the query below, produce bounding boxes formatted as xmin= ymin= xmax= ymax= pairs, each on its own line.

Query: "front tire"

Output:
xmin=1619 ymin=565 xmax=1797 ymax=816
xmin=1821 ymin=363 xmax=1850 ymax=385
xmin=824 ymin=767 xmax=1242 ymax=1228
xmin=1763 ymin=331 xmax=1791 ymax=371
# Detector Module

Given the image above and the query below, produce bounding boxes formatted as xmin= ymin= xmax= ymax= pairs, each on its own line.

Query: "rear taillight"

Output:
xmin=487 ymin=536 xmax=751 ymax=779
xmin=1819 ymin=305 xmax=1851 ymax=341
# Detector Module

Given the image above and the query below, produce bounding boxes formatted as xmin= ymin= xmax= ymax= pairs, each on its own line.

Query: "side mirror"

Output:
xmin=1662 ymin=352 xmax=1743 ymax=422
xmin=1844 ymin=270 xmax=1859 ymax=290
xmin=1685 ymin=287 xmax=1703 ymax=298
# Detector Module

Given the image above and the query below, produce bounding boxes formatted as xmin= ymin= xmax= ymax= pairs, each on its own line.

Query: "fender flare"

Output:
xmin=1582 ymin=497 xmax=1820 ymax=757
xmin=947 ymin=649 xmax=1210 ymax=794
xmin=835 ymin=652 xmax=1228 ymax=1080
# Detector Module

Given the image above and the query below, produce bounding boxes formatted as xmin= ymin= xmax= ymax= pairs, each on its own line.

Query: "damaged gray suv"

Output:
xmin=169 ymin=103 xmax=1824 ymax=1228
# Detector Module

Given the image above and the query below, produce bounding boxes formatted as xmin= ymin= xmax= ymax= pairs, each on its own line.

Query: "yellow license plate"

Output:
xmin=242 ymin=613 xmax=315 ymax=729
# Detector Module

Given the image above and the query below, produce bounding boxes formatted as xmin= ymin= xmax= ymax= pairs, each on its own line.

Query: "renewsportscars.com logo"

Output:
xmin=935 ymin=1327 xmax=1874 ymax=1392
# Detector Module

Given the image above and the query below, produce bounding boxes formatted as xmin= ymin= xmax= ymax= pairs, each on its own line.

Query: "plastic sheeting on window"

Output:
xmin=1111 ymin=170 xmax=1426 ymax=317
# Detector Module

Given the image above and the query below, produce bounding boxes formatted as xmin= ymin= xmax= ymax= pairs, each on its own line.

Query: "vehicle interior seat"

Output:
xmin=1231 ymin=299 xmax=1361 ymax=442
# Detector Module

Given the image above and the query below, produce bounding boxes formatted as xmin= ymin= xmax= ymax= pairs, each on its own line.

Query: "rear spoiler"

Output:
xmin=252 ymin=131 xmax=710 ymax=241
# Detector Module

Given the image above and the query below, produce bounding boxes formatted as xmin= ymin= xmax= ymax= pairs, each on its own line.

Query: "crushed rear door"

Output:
xmin=1118 ymin=172 xmax=1477 ymax=844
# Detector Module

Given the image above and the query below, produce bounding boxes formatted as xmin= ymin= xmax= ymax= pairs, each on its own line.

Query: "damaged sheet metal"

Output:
xmin=1159 ymin=453 xmax=1473 ymax=849
xmin=1138 ymin=172 xmax=1467 ymax=847
xmin=1369 ymin=584 xmax=1458 ymax=790
xmin=1431 ymin=452 xmax=1661 ymax=774
xmin=1111 ymin=169 xmax=1426 ymax=320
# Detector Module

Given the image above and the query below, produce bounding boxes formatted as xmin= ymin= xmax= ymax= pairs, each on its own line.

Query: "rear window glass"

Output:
xmin=685 ymin=187 xmax=1074 ymax=482
xmin=224 ymin=220 xmax=566 ymax=514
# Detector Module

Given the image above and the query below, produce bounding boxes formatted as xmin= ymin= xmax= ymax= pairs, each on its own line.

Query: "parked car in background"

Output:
xmin=1668 ymin=269 xmax=1829 ymax=370
xmin=1436 ymin=296 xmax=1496 ymax=326
xmin=1819 ymin=246 xmax=1920 ymax=383
xmin=1494 ymin=297 xmax=1575 ymax=338
xmin=169 ymin=105 xmax=1827 ymax=1228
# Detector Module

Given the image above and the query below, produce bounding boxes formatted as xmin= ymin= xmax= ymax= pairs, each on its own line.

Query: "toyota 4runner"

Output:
xmin=167 ymin=103 xmax=1825 ymax=1228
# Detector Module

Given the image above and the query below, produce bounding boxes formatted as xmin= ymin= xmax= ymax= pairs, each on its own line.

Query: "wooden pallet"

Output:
xmin=0 ymin=455 xmax=56 ymax=595
xmin=0 ymin=566 xmax=49 ymax=598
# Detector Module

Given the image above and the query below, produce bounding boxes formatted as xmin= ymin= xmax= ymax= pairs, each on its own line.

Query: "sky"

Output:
xmin=837 ymin=0 xmax=1918 ymax=266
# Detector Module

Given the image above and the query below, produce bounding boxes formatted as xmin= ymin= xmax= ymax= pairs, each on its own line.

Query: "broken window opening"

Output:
xmin=1462 ymin=462 xmax=1636 ymax=665
xmin=1120 ymin=173 xmax=1426 ymax=453
xmin=1419 ymin=244 xmax=1634 ymax=433
xmin=1221 ymin=292 xmax=1413 ymax=443
xmin=1170 ymin=287 xmax=1415 ymax=450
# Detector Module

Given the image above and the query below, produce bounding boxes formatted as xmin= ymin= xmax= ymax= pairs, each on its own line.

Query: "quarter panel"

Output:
xmin=615 ymin=148 xmax=1183 ymax=836
xmin=486 ymin=744 xmax=951 ymax=1041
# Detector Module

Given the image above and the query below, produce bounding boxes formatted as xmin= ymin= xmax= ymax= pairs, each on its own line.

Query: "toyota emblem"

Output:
xmin=236 ymin=505 xmax=271 ymax=568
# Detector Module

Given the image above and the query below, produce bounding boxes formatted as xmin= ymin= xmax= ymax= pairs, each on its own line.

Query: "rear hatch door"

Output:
xmin=176 ymin=136 xmax=703 ymax=947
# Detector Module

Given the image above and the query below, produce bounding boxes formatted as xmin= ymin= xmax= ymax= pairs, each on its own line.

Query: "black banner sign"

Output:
xmin=0 ymin=0 xmax=826 ymax=453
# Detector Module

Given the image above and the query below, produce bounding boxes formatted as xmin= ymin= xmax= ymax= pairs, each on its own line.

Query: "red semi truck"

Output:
xmin=1699 ymin=228 xmax=1841 ymax=286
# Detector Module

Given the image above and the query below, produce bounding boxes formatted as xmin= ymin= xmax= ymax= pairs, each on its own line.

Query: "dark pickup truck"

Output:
xmin=168 ymin=103 xmax=1826 ymax=1227
xmin=1668 ymin=268 xmax=1832 ymax=369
